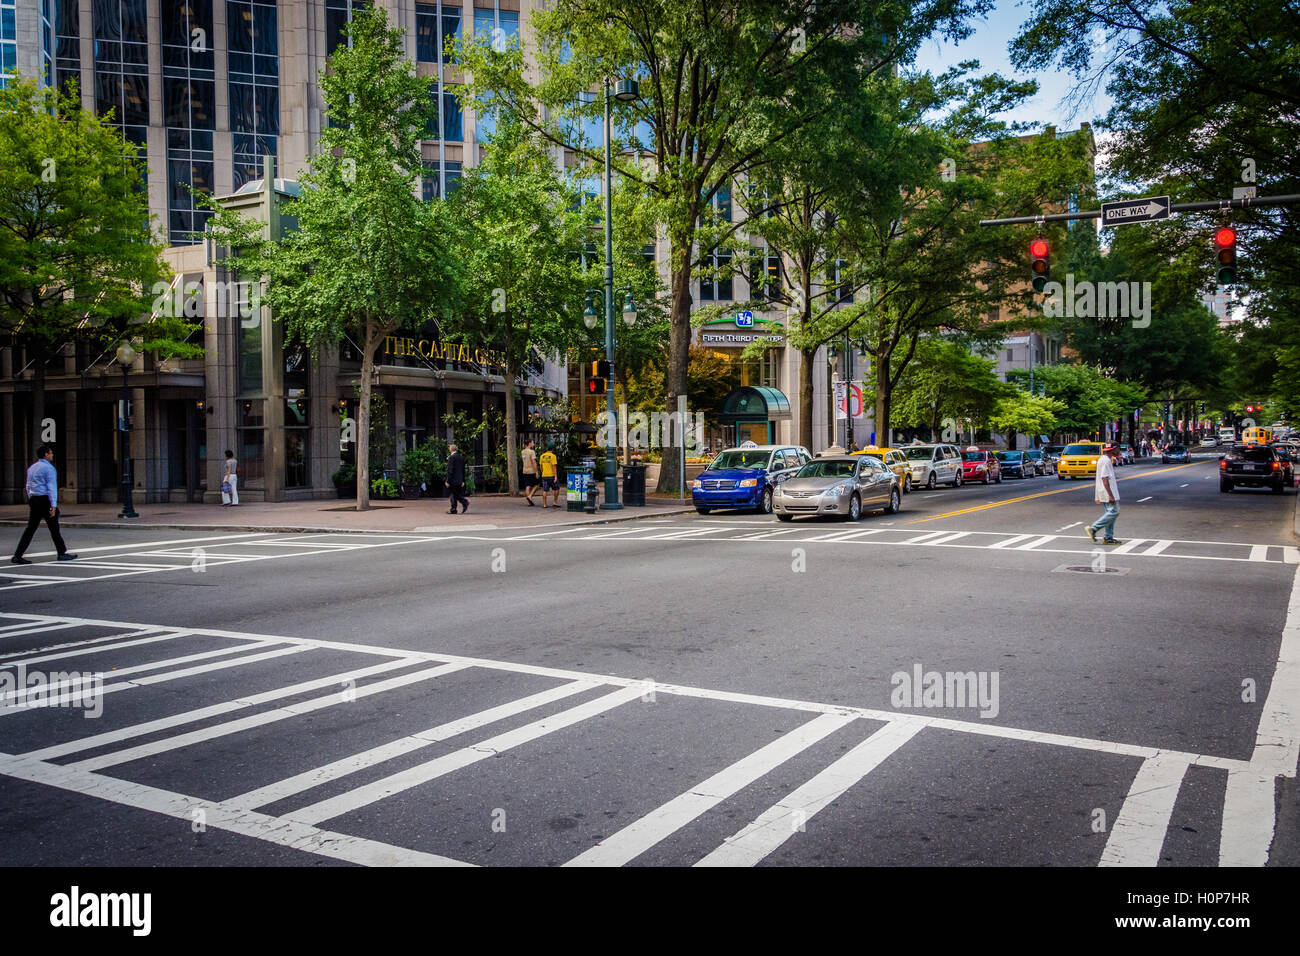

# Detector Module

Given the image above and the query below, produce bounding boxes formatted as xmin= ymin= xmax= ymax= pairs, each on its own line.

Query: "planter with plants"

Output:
xmin=370 ymin=476 xmax=399 ymax=500
xmin=332 ymin=463 xmax=357 ymax=499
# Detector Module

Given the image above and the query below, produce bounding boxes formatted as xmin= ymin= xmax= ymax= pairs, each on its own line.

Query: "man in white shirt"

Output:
xmin=1086 ymin=444 xmax=1122 ymax=544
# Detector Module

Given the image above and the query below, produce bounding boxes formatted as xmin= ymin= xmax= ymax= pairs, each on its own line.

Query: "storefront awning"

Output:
xmin=718 ymin=386 xmax=792 ymax=420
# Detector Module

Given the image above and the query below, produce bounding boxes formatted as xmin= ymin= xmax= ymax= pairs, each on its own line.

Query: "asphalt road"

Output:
xmin=1 ymin=455 xmax=1296 ymax=867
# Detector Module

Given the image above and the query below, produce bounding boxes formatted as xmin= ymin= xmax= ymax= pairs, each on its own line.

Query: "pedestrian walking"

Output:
xmin=446 ymin=443 xmax=468 ymax=514
xmin=221 ymin=449 xmax=241 ymax=505
xmin=539 ymin=446 xmax=559 ymax=508
xmin=520 ymin=439 xmax=540 ymax=506
xmin=1086 ymin=444 xmax=1123 ymax=545
xmin=11 ymin=444 xmax=76 ymax=564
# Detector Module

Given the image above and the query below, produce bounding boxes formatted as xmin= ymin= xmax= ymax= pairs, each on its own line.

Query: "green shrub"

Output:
xmin=370 ymin=477 xmax=399 ymax=499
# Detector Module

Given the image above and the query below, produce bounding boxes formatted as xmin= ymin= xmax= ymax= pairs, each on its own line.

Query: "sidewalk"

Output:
xmin=0 ymin=493 xmax=696 ymax=535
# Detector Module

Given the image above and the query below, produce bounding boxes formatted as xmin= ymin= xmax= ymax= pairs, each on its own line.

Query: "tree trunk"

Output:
xmin=656 ymin=227 xmax=693 ymax=494
xmin=356 ymin=323 xmax=376 ymax=511
xmin=31 ymin=361 xmax=46 ymax=454
xmin=504 ymin=358 xmax=519 ymax=497
xmin=799 ymin=348 xmax=815 ymax=449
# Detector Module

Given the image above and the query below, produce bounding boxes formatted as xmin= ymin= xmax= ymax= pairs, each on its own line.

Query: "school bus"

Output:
xmin=1243 ymin=426 xmax=1274 ymax=445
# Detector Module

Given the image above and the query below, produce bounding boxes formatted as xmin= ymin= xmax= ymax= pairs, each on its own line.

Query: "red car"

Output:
xmin=960 ymin=448 xmax=1002 ymax=484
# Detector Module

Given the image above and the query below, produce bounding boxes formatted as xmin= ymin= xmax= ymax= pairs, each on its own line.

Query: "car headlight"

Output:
xmin=826 ymin=482 xmax=853 ymax=495
xmin=690 ymin=479 xmax=702 ymax=490
xmin=739 ymin=478 xmax=758 ymax=488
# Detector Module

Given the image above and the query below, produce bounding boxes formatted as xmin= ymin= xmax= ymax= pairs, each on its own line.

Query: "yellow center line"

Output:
xmin=907 ymin=462 xmax=1203 ymax=524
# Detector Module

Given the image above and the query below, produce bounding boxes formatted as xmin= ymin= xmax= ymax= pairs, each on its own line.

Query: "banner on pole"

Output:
xmin=835 ymin=382 xmax=865 ymax=420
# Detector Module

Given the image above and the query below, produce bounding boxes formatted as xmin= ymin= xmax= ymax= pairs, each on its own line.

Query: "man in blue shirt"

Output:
xmin=12 ymin=444 xmax=77 ymax=564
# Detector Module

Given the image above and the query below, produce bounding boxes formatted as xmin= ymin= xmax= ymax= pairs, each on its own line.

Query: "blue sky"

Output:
xmin=910 ymin=0 xmax=1114 ymax=134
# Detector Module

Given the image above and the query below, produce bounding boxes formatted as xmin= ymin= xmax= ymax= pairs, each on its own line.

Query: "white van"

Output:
xmin=1218 ymin=427 xmax=1236 ymax=445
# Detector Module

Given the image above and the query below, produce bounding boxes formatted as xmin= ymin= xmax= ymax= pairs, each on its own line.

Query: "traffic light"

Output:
xmin=587 ymin=378 xmax=606 ymax=395
xmin=1030 ymin=238 xmax=1050 ymax=293
xmin=1214 ymin=227 xmax=1236 ymax=284
xmin=587 ymin=359 xmax=610 ymax=396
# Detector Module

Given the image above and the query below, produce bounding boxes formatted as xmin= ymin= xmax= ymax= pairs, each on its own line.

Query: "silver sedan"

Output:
xmin=773 ymin=455 xmax=901 ymax=521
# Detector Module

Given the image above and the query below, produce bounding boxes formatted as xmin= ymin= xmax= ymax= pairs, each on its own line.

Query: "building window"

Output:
xmin=92 ymin=0 xmax=149 ymax=150
xmin=441 ymin=5 xmax=461 ymax=64
xmin=229 ymin=0 xmax=279 ymax=190
xmin=422 ymin=159 xmax=462 ymax=200
xmin=441 ymin=85 xmax=463 ymax=140
xmin=699 ymin=250 xmax=732 ymax=302
xmin=53 ymin=0 xmax=77 ymax=93
xmin=750 ymin=248 xmax=781 ymax=300
xmin=0 ymin=0 xmax=16 ymax=90
xmin=326 ymin=0 xmax=368 ymax=57
xmin=163 ymin=0 xmax=216 ymax=244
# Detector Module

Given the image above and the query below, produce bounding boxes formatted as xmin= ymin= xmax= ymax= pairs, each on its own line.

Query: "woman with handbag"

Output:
xmin=222 ymin=449 xmax=241 ymax=506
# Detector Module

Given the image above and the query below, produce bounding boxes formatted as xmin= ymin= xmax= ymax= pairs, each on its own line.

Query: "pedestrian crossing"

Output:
xmin=0 ymin=611 xmax=1291 ymax=867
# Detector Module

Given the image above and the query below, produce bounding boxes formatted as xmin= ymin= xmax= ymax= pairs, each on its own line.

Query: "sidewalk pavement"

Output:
xmin=0 ymin=493 xmax=696 ymax=535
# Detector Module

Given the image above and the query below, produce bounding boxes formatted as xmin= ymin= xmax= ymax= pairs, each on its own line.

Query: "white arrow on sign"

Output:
xmin=1101 ymin=195 xmax=1171 ymax=226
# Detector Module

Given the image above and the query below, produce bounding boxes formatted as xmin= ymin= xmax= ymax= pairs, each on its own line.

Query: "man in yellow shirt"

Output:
xmin=539 ymin=447 xmax=559 ymax=508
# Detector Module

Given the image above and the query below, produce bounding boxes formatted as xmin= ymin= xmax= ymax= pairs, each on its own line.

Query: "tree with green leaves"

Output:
xmin=206 ymin=7 xmax=461 ymax=510
xmin=888 ymin=336 xmax=1013 ymax=438
xmin=459 ymin=0 xmax=993 ymax=491
xmin=989 ymin=392 xmax=1066 ymax=448
xmin=1008 ymin=363 xmax=1143 ymax=440
xmin=0 ymin=77 xmax=193 ymax=442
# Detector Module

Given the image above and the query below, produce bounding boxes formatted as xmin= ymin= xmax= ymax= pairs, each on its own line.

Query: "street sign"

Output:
xmin=1100 ymin=195 xmax=1171 ymax=226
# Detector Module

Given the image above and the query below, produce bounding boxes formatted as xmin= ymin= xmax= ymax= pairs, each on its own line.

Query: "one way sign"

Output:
xmin=1101 ymin=195 xmax=1171 ymax=226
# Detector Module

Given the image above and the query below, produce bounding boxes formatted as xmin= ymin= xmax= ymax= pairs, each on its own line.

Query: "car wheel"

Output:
xmin=848 ymin=493 xmax=861 ymax=520
xmin=759 ymin=487 xmax=774 ymax=514
xmin=903 ymin=475 xmax=912 ymax=494
xmin=695 ymin=506 xmax=711 ymax=515
xmin=1058 ymin=474 xmax=1066 ymax=480
xmin=995 ymin=472 xmax=1002 ymax=483
xmin=777 ymin=513 xmax=793 ymax=522
xmin=953 ymin=471 xmax=962 ymax=488
xmin=926 ymin=471 xmax=937 ymax=490
xmin=886 ymin=487 xmax=901 ymax=514
xmin=982 ymin=473 xmax=990 ymax=485
xmin=1220 ymin=480 xmax=1232 ymax=493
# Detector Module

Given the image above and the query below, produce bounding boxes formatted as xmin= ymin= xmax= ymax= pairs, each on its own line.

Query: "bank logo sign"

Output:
xmin=735 ymin=311 xmax=754 ymax=327
xmin=699 ymin=312 xmax=783 ymax=347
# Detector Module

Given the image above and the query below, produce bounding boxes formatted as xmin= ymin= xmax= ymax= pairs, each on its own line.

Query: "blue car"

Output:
xmin=691 ymin=445 xmax=811 ymax=515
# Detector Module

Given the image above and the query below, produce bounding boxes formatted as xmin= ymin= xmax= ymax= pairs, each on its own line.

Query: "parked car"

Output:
xmin=1024 ymin=448 xmax=1050 ymax=475
xmin=1220 ymin=444 xmax=1288 ymax=494
xmin=1161 ymin=444 xmax=1190 ymax=464
xmin=852 ymin=446 xmax=913 ymax=493
xmin=774 ymin=455 xmax=901 ymax=521
xmin=1042 ymin=445 xmax=1067 ymax=468
xmin=1270 ymin=444 xmax=1297 ymax=486
xmin=1200 ymin=436 xmax=1219 ymax=447
xmin=996 ymin=450 xmax=1033 ymax=478
xmin=960 ymin=448 xmax=1002 ymax=485
xmin=691 ymin=445 xmax=811 ymax=515
xmin=901 ymin=443 xmax=963 ymax=489
xmin=1057 ymin=442 xmax=1106 ymax=480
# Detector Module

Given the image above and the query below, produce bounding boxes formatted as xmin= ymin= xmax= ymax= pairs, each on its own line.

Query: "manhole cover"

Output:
xmin=1052 ymin=564 xmax=1131 ymax=576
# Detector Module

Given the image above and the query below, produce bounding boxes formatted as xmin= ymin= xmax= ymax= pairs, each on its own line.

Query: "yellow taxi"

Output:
xmin=1056 ymin=442 xmax=1106 ymax=479
xmin=852 ymin=446 xmax=913 ymax=493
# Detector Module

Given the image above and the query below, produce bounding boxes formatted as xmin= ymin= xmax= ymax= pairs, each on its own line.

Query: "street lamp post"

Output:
xmin=116 ymin=342 xmax=139 ymax=519
xmin=594 ymin=76 xmax=640 ymax=509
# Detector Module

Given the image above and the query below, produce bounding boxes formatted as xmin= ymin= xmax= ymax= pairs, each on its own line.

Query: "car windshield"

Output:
xmin=1064 ymin=444 xmax=1101 ymax=455
xmin=709 ymin=451 xmax=771 ymax=470
xmin=961 ymin=452 xmax=986 ymax=462
xmin=1228 ymin=447 xmax=1274 ymax=462
xmin=996 ymin=452 xmax=1021 ymax=461
xmin=1026 ymin=450 xmax=1043 ymax=458
xmin=1044 ymin=446 xmax=1065 ymax=454
xmin=1169 ymin=446 xmax=1186 ymax=453
xmin=796 ymin=461 xmax=856 ymax=478
xmin=904 ymin=447 xmax=936 ymax=460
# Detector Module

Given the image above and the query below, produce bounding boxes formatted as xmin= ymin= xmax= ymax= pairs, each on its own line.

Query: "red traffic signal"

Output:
xmin=1246 ymin=405 xmax=1255 ymax=413
xmin=1214 ymin=226 xmax=1237 ymax=284
xmin=587 ymin=377 xmax=606 ymax=395
xmin=1214 ymin=227 xmax=1236 ymax=248
xmin=1030 ymin=238 xmax=1050 ymax=292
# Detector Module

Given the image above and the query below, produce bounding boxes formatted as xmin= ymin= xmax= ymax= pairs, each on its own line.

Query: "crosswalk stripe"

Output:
xmin=1015 ymin=535 xmax=1057 ymax=551
xmin=696 ymin=721 xmax=922 ymax=867
xmin=0 ymin=752 xmax=471 ymax=867
xmin=1285 ymin=547 xmax=1300 ymax=565
xmin=1143 ymin=540 xmax=1173 ymax=556
xmin=286 ymin=685 xmax=646 ymax=827
xmin=23 ymin=658 xmax=418 ymax=761
xmin=821 ymin=529 xmax=886 ymax=542
xmin=0 ymin=628 xmax=172 ymax=662
xmin=1249 ymin=545 xmax=1270 ymax=562
xmin=1 ymin=644 xmax=311 ymax=714
xmin=925 ymin=532 xmax=971 ymax=546
xmin=565 ymin=713 xmax=856 ymax=867
xmin=1110 ymin=539 xmax=1147 ymax=555
xmin=229 ymin=679 xmax=603 ymax=810
xmin=1098 ymin=756 xmax=1189 ymax=866
xmin=0 ymin=622 xmax=83 ymax=639
xmin=0 ymin=618 xmax=61 ymax=632
xmin=69 ymin=662 xmax=471 ymax=772
xmin=904 ymin=531 xmax=951 ymax=545
xmin=989 ymin=534 xmax=1035 ymax=549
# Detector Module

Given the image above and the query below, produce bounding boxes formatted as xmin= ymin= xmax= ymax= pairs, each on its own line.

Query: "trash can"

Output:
xmin=622 ymin=462 xmax=647 ymax=507
xmin=566 ymin=468 xmax=593 ymax=512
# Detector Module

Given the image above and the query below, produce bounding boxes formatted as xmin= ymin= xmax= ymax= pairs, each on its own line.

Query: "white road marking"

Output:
xmin=69 ymin=663 xmax=470 ymax=772
xmin=0 ymin=752 xmax=470 ymax=867
xmin=1110 ymin=539 xmax=1147 ymax=555
xmin=0 ymin=628 xmax=173 ymax=662
xmin=1285 ymin=547 xmax=1300 ymax=565
xmin=1098 ymin=756 xmax=1189 ymax=866
xmin=23 ymin=658 xmax=418 ymax=761
xmin=1138 ymin=496 xmax=1153 ymax=502
xmin=286 ymin=686 xmax=646 ymax=826
xmin=1015 ymin=535 xmax=1057 ymax=551
xmin=925 ymin=532 xmax=971 ymax=546
xmin=230 ymin=679 xmax=602 ymax=809
xmin=1249 ymin=545 xmax=1270 ymax=562
xmin=695 ymin=721 xmax=923 ymax=867
xmin=1180 ymin=483 xmax=1189 ymax=488
xmin=566 ymin=713 xmax=856 ymax=867
xmin=0 ymin=622 xmax=83 ymax=639
xmin=1143 ymin=540 xmax=1173 ymax=556
xmin=989 ymin=534 xmax=1035 ymax=549
xmin=1055 ymin=522 xmax=1083 ymax=533
xmin=15 ymin=532 xmax=273 ymax=559
xmin=1220 ymin=562 xmax=1300 ymax=865
xmin=903 ymin=530 xmax=951 ymax=545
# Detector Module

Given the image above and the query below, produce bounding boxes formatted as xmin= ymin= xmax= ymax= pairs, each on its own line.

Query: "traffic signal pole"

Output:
xmin=979 ymin=193 xmax=1300 ymax=227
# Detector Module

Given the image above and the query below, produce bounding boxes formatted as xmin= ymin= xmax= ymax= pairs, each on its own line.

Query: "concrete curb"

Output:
xmin=0 ymin=507 xmax=697 ymax=537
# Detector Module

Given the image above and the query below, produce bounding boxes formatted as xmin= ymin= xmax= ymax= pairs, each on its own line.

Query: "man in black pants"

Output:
xmin=12 ymin=444 xmax=77 ymax=564
xmin=446 ymin=443 xmax=469 ymax=514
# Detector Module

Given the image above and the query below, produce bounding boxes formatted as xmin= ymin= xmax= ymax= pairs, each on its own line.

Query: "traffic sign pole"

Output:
xmin=979 ymin=193 xmax=1300 ymax=227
